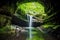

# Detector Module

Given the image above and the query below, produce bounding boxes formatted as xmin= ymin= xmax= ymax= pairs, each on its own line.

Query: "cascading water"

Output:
xmin=29 ymin=15 xmax=33 ymax=40
xmin=27 ymin=14 xmax=33 ymax=40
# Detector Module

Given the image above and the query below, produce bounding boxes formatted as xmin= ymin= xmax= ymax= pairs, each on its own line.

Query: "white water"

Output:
xmin=29 ymin=16 xmax=33 ymax=40
xmin=26 ymin=14 xmax=33 ymax=40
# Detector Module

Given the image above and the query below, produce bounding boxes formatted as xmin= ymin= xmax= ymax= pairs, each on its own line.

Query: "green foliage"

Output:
xmin=18 ymin=2 xmax=45 ymax=16
xmin=15 ymin=1 xmax=47 ymax=22
xmin=0 ymin=25 xmax=11 ymax=33
xmin=0 ymin=15 xmax=6 ymax=27
xmin=0 ymin=14 xmax=12 ymax=34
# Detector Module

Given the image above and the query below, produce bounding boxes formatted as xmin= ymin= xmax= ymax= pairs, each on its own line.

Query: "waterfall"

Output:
xmin=27 ymin=14 xmax=33 ymax=40
xmin=29 ymin=15 xmax=33 ymax=40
